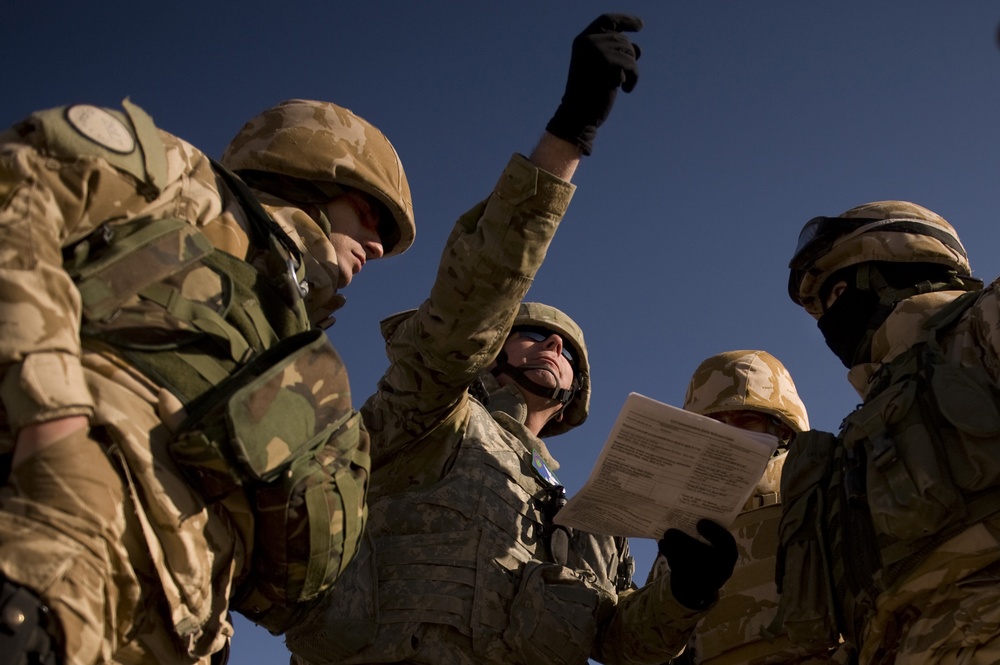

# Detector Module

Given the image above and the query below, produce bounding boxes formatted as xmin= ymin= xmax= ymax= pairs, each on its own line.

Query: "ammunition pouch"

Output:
xmin=65 ymin=210 xmax=365 ymax=636
xmin=172 ymin=329 xmax=370 ymax=634
xmin=840 ymin=292 xmax=1000 ymax=585
xmin=774 ymin=429 xmax=841 ymax=651
xmin=504 ymin=562 xmax=602 ymax=665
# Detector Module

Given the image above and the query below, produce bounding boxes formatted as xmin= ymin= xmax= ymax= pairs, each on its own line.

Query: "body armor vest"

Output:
xmin=287 ymin=400 xmax=633 ymax=665
xmin=777 ymin=290 xmax=1000 ymax=652
xmin=688 ymin=453 xmax=785 ymax=665
xmin=63 ymin=160 xmax=370 ymax=634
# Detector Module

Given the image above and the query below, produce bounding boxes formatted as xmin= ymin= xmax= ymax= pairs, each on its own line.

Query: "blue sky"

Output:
xmin=5 ymin=2 xmax=1000 ymax=662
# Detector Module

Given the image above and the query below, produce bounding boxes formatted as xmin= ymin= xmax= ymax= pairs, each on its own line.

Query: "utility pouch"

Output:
xmin=930 ymin=362 xmax=1000 ymax=493
xmin=66 ymin=216 xmax=213 ymax=325
xmin=774 ymin=429 xmax=840 ymax=650
xmin=504 ymin=561 xmax=602 ymax=665
xmin=841 ymin=362 xmax=962 ymax=544
xmin=171 ymin=329 xmax=370 ymax=630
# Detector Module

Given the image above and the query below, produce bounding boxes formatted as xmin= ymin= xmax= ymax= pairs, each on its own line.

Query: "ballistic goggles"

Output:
xmin=787 ymin=216 xmax=968 ymax=303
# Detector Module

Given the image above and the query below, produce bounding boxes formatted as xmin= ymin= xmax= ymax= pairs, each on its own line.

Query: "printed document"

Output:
xmin=553 ymin=392 xmax=779 ymax=539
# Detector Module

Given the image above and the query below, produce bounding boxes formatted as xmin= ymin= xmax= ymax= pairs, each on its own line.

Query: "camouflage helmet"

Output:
xmin=513 ymin=302 xmax=591 ymax=438
xmin=683 ymin=350 xmax=809 ymax=433
xmin=221 ymin=99 xmax=415 ymax=257
xmin=788 ymin=201 xmax=970 ymax=318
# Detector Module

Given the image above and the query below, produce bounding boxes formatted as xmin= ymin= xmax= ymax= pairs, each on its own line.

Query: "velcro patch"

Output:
xmin=65 ymin=105 xmax=136 ymax=154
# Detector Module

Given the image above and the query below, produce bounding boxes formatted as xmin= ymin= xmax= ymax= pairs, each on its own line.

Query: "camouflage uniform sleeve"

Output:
xmin=593 ymin=570 xmax=706 ymax=665
xmin=0 ymin=124 xmax=161 ymax=430
xmin=0 ymin=137 xmax=100 ymax=429
xmin=362 ymin=154 xmax=575 ymax=462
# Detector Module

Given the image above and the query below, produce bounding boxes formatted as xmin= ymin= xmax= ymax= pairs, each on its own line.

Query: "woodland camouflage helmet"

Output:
xmin=787 ymin=201 xmax=971 ymax=318
xmin=683 ymin=350 xmax=809 ymax=434
xmin=512 ymin=302 xmax=590 ymax=438
xmin=221 ymin=99 xmax=415 ymax=257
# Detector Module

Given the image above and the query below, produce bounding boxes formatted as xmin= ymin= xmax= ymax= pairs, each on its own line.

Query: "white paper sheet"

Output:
xmin=553 ymin=392 xmax=779 ymax=539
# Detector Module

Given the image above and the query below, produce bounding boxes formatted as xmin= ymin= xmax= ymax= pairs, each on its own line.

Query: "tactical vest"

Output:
xmin=674 ymin=452 xmax=832 ymax=665
xmin=776 ymin=290 xmax=1000 ymax=652
xmin=286 ymin=402 xmax=633 ymax=665
xmin=688 ymin=453 xmax=782 ymax=665
xmin=47 ymin=103 xmax=369 ymax=634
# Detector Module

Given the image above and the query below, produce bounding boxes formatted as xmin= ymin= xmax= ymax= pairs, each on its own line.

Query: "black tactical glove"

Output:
xmin=546 ymin=13 xmax=642 ymax=156
xmin=658 ymin=519 xmax=738 ymax=610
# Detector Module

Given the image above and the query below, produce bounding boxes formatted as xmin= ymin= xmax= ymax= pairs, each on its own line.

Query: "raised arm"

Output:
xmin=362 ymin=14 xmax=643 ymax=461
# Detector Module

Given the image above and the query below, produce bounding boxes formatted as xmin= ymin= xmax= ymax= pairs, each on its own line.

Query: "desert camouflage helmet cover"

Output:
xmin=788 ymin=200 xmax=970 ymax=318
xmin=220 ymin=99 xmax=415 ymax=256
xmin=513 ymin=302 xmax=591 ymax=438
xmin=683 ymin=350 xmax=809 ymax=433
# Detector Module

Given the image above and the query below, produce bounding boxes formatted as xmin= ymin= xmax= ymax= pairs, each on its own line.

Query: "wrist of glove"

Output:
xmin=658 ymin=519 xmax=738 ymax=611
xmin=546 ymin=13 xmax=642 ymax=155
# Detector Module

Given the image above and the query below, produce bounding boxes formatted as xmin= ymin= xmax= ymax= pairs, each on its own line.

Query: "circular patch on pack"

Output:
xmin=65 ymin=105 xmax=136 ymax=154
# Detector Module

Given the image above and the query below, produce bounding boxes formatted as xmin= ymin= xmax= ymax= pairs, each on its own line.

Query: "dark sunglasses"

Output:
xmin=512 ymin=326 xmax=577 ymax=367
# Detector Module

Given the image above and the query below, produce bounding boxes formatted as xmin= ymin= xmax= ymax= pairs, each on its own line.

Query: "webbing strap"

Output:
xmin=209 ymin=159 xmax=303 ymax=269
xmin=140 ymin=282 xmax=251 ymax=363
xmin=304 ymin=483 xmax=334 ymax=598
xmin=335 ymin=466 xmax=364 ymax=577
xmin=173 ymin=349 xmax=232 ymax=387
xmin=122 ymin=98 xmax=167 ymax=191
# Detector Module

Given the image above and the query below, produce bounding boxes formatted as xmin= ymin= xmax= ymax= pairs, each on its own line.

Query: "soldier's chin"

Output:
xmin=522 ymin=365 xmax=559 ymax=386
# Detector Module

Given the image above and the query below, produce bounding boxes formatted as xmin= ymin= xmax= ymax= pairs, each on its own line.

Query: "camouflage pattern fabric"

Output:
xmin=836 ymin=285 xmax=1000 ymax=664
xmin=221 ymin=99 xmax=415 ymax=257
xmin=792 ymin=201 xmax=970 ymax=319
xmin=511 ymin=301 xmax=591 ymax=437
xmin=650 ymin=454 xmax=834 ymax=665
xmin=287 ymin=154 xmax=706 ymax=665
xmin=645 ymin=351 xmax=832 ymax=665
xmin=682 ymin=350 xmax=810 ymax=434
xmin=0 ymin=101 xmax=358 ymax=664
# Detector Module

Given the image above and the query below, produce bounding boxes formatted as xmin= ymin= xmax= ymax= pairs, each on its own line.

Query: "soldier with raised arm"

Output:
xmin=286 ymin=14 xmax=739 ymax=665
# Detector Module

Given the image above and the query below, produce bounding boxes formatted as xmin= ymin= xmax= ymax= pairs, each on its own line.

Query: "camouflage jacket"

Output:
xmin=841 ymin=285 xmax=1000 ymax=662
xmin=0 ymin=102 xmax=345 ymax=655
xmin=287 ymin=154 xmax=704 ymax=665
xmin=649 ymin=452 xmax=832 ymax=665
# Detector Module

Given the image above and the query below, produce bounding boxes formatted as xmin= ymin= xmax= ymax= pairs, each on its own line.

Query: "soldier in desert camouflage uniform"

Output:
xmin=778 ymin=201 xmax=1000 ymax=664
xmin=0 ymin=98 xmax=414 ymax=664
xmin=285 ymin=14 xmax=740 ymax=665
xmin=646 ymin=350 xmax=834 ymax=665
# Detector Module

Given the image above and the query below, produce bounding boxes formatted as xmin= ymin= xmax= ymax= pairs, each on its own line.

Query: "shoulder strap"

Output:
xmin=921 ymin=289 xmax=982 ymax=345
xmin=209 ymin=159 xmax=309 ymax=304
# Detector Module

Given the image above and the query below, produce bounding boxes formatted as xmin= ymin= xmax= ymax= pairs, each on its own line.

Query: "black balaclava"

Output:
xmin=817 ymin=262 xmax=982 ymax=369
xmin=817 ymin=282 xmax=884 ymax=368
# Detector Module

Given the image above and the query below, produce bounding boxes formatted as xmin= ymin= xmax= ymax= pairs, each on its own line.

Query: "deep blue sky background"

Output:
xmin=5 ymin=2 xmax=1000 ymax=663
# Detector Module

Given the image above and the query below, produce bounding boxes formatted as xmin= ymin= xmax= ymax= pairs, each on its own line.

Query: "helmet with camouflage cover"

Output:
xmin=787 ymin=201 xmax=971 ymax=318
xmin=221 ymin=99 xmax=415 ymax=257
xmin=683 ymin=350 xmax=809 ymax=434
xmin=511 ymin=302 xmax=590 ymax=438
xmin=376 ymin=302 xmax=590 ymax=438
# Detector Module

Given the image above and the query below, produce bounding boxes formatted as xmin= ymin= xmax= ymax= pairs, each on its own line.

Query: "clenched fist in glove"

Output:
xmin=546 ymin=13 xmax=642 ymax=156
xmin=658 ymin=519 xmax=738 ymax=610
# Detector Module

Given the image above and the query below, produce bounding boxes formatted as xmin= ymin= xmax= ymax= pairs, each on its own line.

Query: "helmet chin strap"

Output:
xmin=491 ymin=350 xmax=576 ymax=407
